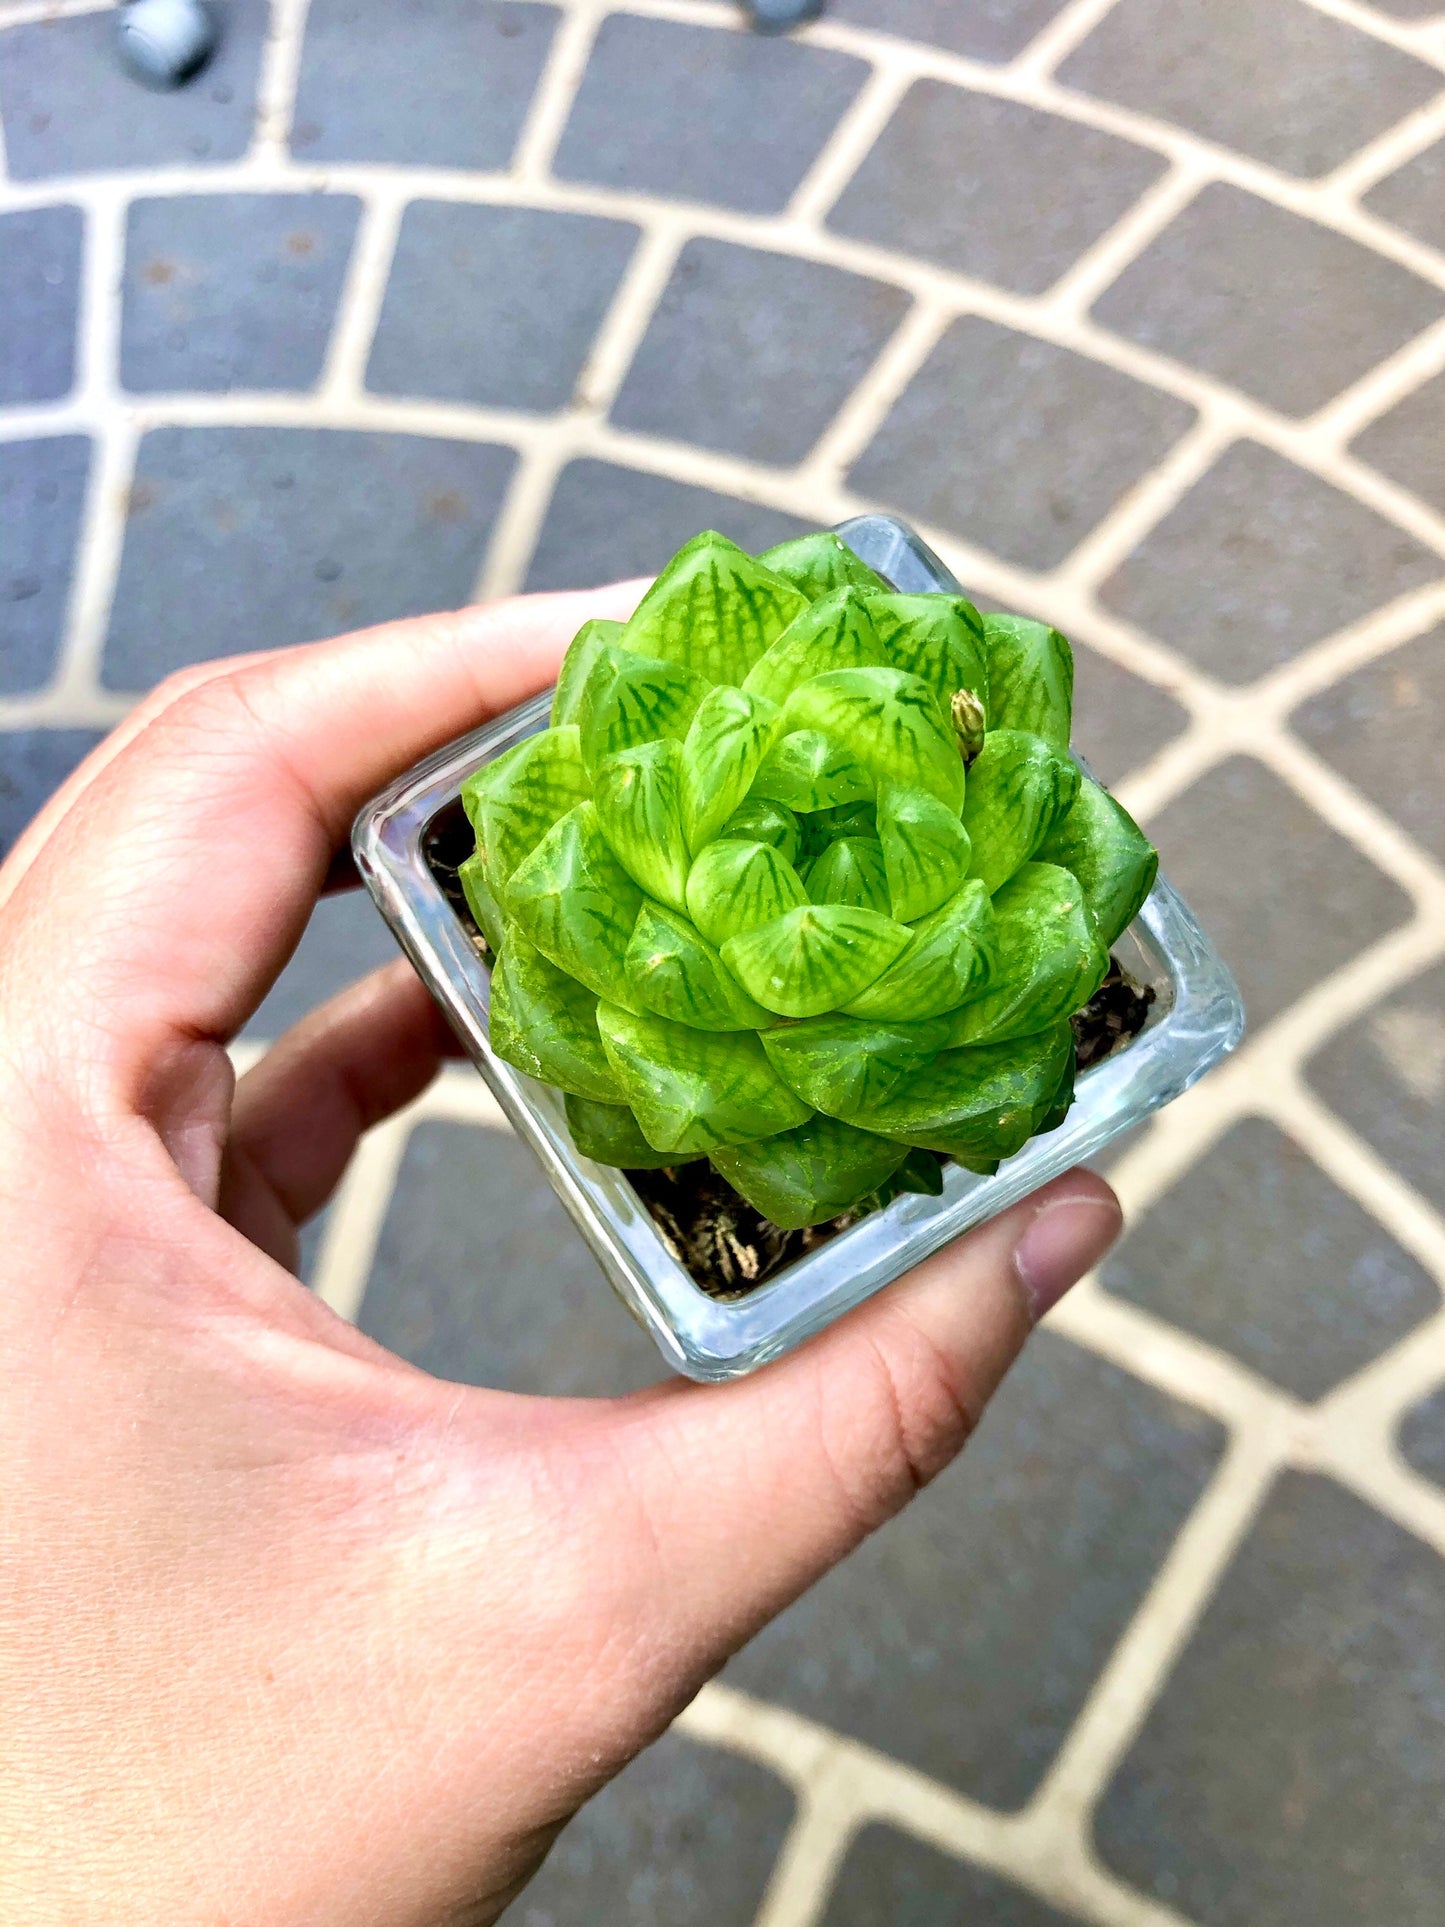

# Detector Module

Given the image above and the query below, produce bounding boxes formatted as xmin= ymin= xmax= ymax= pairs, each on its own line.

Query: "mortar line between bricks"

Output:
xmin=509 ymin=0 xmax=608 ymax=186
xmin=1297 ymin=0 xmax=1445 ymax=61
xmin=1005 ymin=0 xmax=1127 ymax=81
xmin=793 ymin=294 xmax=952 ymax=488
xmin=1323 ymin=85 xmax=1445 ymax=203
xmin=0 ymin=0 xmax=110 ymax=27
xmin=746 ymin=1783 xmax=859 ymax=1927
xmin=1042 ymin=161 xmax=1207 ymax=323
xmin=1306 ymin=311 xmax=1445 ymax=452
xmin=316 ymin=186 xmax=406 ymax=401
xmin=250 ymin=0 xmax=314 ymax=170
xmin=783 ymin=60 xmax=908 ymax=230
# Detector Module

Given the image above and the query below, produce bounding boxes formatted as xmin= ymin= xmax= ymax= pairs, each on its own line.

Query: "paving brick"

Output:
xmin=1057 ymin=0 xmax=1439 ymax=180
xmin=1305 ymin=958 xmax=1445 ymax=1222
xmin=0 ymin=435 xmax=91 ymax=696
xmin=1093 ymin=184 xmax=1443 ymax=418
xmin=292 ymin=0 xmax=558 ymax=168
xmin=1398 ymin=1386 xmax=1445 ymax=1491
xmin=103 ymin=425 xmax=515 ymax=687
xmin=367 ymin=202 xmax=638 ymax=413
xmin=1095 ymin=1472 xmax=1445 ymax=1925
xmin=850 ymin=315 xmax=1195 ymax=570
xmin=1101 ymin=1118 xmax=1437 ymax=1399
xmin=1293 ymin=624 xmax=1445 ymax=867
xmin=613 ymin=240 xmax=909 ymax=465
xmin=554 ymin=14 xmax=868 ymax=214
xmin=358 ymin=1119 xmax=663 ymax=1395
xmin=1097 ymin=442 xmax=1442 ymax=681
xmin=821 ymin=1827 xmax=1082 ymax=1926
xmin=120 ymin=193 xmax=360 ymax=395
xmin=243 ymin=890 xmax=404 ymax=1042
xmin=1069 ymin=645 xmax=1189 ymax=789
xmin=726 ymin=1330 xmax=1223 ymax=1807
xmin=513 ymin=1731 xmax=794 ymax=1926
xmin=829 ymin=82 xmax=1166 ymax=297
xmin=825 ymin=0 xmax=1073 ymax=62
xmin=1364 ymin=137 xmax=1445 ymax=255
xmin=0 ymin=2 xmax=266 ymax=179
xmin=1146 ymin=757 xmax=1412 ymax=1029
xmin=0 ymin=726 xmax=104 ymax=862
xmin=1350 ymin=367 xmax=1445 ymax=519
xmin=0 ymin=205 xmax=83 ymax=405
xmin=524 ymin=459 xmax=811 ymax=592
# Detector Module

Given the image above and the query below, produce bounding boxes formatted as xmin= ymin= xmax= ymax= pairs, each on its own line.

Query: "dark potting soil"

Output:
xmin=423 ymin=800 xmax=1157 ymax=1301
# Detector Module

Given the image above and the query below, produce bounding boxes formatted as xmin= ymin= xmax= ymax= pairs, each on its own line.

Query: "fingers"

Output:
xmin=218 ymin=960 xmax=456 ymax=1268
xmin=7 ymin=583 xmax=645 ymax=1083
xmin=603 ymin=1172 xmax=1122 ymax=1677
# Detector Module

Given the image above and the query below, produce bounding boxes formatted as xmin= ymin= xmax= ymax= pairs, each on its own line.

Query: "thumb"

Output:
xmin=611 ymin=1170 xmax=1122 ymax=1670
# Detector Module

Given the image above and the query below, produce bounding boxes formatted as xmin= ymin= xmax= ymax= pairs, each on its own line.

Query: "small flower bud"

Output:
xmin=950 ymin=687 xmax=986 ymax=765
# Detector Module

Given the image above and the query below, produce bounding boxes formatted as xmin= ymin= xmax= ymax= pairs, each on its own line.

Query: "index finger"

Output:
xmin=3 ymin=584 xmax=644 ymax=1074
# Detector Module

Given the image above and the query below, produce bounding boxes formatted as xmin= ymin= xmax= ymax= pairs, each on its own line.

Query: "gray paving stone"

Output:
xmin=0 ymin=726 xmax=104 ymax=862
xmin=822 ymin=1826 xmax=1081 ymax=1926
xmin=120 ymin=192 xmax=361 ymax=395
xmin=510 ymin=1731 xmax=794 ymax=1926
xmin=849 ymin=315 xmax=1195 ymax=570
xmin=613 ymin=240 xmax=909 ymax=465
xmin=1068 ymin=644 xmax=1189 ymax=790
xmin=243 ymin=889 xmax=403 ymax=1042
xmin=1146 ymin=757 xmax=1412 ymax=1029
xmin=1350 ymin=366 xmax=1445 ymax=518
xmin=1364 ymin=137 xmax=1445 ymax=255
xmin=0 ymin=435 xmax=91 ymax=696
xmin=1398 ymin=1385 xmax=1445 ymax=1491
xmin=553 ymin=14 xmax=869 ymax=215
xmin=1366 ymin=0 xmax=1445 ymax=15
xmin=1305 ymin=958 xmax=1445 ymax=1222
xmin=1057 ymin=0 xmax=1439 ymax=180
xmin=1097 ymin=441 xmax=1443 ymax=681
xmin=1101 ymin=1118 xmax=1438 ymax=1400
xmin=1293 ymin=624 xmax=1445 ymax=868
xmin=103 ymin=425 xmax=515 ymax=687
xmin=524 ymin=459 xmax=811 ymax=592
xmin=292 ymin=0 xmax=558 ymax=168
xmin=359 ymin=1118 xmax=663 ymax=1395
xmin=0 ymin=205 xmax=83 ymax=405
xmin=1092 ymin=184 xmax=1444 ymax=418
xmin=726 ymin=1330 xmax=1223 ymax=1807
xmin=1095 ymin=1472 xmax=1445 ymax=1926
xmin=825 ymin=0 xmax=1073 ymax=62
xmin=367 ymin=202 xmax=638 ymax=413
xmin=0 ymin=3 xmax=266 ymax=179
xmin=829 ymin=82 xmax=1167 ymax=297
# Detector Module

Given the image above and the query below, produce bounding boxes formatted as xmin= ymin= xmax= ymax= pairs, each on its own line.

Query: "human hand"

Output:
xmin=0 ymin=588 xmax=1121 ymax=1927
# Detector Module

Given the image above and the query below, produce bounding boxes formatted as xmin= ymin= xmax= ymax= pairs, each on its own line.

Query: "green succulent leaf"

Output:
xmin=488 ymin=931 xmax=622 ymax=1103
xmin=576 ymin=639 xmax=708 ymax=773
xmin=592 ymin=737 xmax=692 ymax=912
xmin=757 ymin=530 xmax=889 ymax=600
xmin=711 ymin=1113 xmax=910 ymax=1230
xmin=564 ymin=1093 xmax=703 ymax=1170
xmin=805 ymin=835 xmax=892 ymax=914
xmin=761 ymin=1012 xmax=950 ymax=1117
xmin=1036 ymin=774 xmax=1158 ymax=948
xmin=458 ymin=849 xmax=507 ymax=956
xmin=890 ymin=1147 xmax=947 ymax=1196
xmin=505 ymin=801 xmax=642 ymax=1004
xmin=717 ymin=797 xmax=802 ymax=864
xmin=622 ymin=531 xmax=808 ymax=686
xmin=782 ymin=667 xmax=965 ymax=813
xmin=625 ymin=901 xmax=774 ymax=1031
xmin=596 ymin=1002 xmax=810 ymax=1154
xmin=461 ymin=724 xmax=590 ymax=894
xmin=868 ymin=594 xmax=989 ymax=715
xmin=856 ymin=1022 xmax=1076 ymax=1161
xmin=721 ymin=904 xmax=911 ymax=1019
xmin=944 ymin=862 xmax=1106 ymax=1046
xmin=552 ymin=618 xmax=624 ymax=727
xmin=960 ymin=728 xmax=1080 ymax=894
xmin=843 ymin=879 xmax=994 ymax=1021
xmin=679 ymin=685 xmax=783 ymax=850
xmin=685 ymin=838 xmax=809 ymax=949
xmin=877 ymin=784 xmax=971 ymax=923
xmin=982 ymin=613 xmax=1073 ymax=750
xmin=750 ymin=727 xmax=874 ymax=812
xmin=743 ymin=588 xmax=890 ymax=707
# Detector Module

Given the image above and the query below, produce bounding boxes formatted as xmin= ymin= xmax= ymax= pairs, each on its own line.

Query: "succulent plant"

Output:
xmin=460 ymin=530 xmax=1157 ymax=1233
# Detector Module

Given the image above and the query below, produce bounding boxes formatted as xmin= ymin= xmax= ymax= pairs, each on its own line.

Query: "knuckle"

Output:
xmin=854 ymin=1318 xmax=980 ymax=1520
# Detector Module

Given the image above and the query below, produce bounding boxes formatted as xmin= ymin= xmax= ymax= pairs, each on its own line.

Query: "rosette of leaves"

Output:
xmin=460 ymin=530 xmax=1157 ymax=1233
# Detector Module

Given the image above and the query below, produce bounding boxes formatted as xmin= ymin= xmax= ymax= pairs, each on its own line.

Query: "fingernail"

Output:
xmin=1014 ymin=1193 xmax=1122 ymax=1321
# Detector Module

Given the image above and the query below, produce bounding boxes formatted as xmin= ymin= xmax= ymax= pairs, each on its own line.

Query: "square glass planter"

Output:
xmin=353 ymin=515 xmax=1244 ymax=1381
